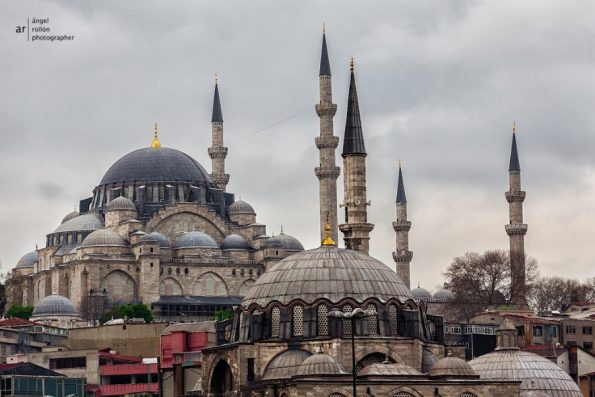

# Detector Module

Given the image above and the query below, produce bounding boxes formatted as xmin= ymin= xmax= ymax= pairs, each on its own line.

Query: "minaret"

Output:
xmin=208 ymin=76 xmax=230 ymax=191
xmin=315 ymin=27 xmax=340 ymax=243
xmin=339 ymin=59 xmax=374 ymax=254
xmin=505 ymin=123 xmax=528 ymax=307
xmin=393 ymin=163 xmax=413 ymax=289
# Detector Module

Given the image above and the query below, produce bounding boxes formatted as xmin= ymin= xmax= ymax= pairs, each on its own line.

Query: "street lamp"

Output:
xmin=327 ymin=307 xmax=377 ymax=397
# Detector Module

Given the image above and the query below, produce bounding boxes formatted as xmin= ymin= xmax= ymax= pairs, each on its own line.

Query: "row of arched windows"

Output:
xmin=158 ymin=275 xmax=255 ymax=297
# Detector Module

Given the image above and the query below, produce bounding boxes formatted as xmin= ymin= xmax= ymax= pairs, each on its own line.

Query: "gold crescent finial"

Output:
xmin=321 ymin=212 xmax=336 ymax=246
xmin=215 ymin=73 xmax=218 ymax=84
xmin=151 ymin=123 xmax=161 ymax=148
xmin=398 ymin=159 xmax=402 ymax=168
xmin=322 ymin=22 xmax=326 ymax=34
xmin=350 ymin=57 xmax=355 ymax=72
xmin=512 ymin=121 xmax=516 ymax=134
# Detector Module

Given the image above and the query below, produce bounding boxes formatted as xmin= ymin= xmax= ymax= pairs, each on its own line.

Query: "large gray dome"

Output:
xmin=411 ymin=286 xmax=432 ymax=301
xmin=16 ymin=251 xmax=38 ymax=268
xmin=275 ymin=233 xmax=304 ymax=252
xmin=99 ymin=147 xmax=213 ymax=186
xmin=32 ymin=294 xmax=79 ymax=317
xmin=228 ymin=199 xmax=255 ymax=215
xmin=141 ymin=232 xmax=171 ymax=248
xmin=176 ymin=231 xmax=218 ymax=249
xmin=61 ymin=210 xmax=79 ymax=224
xmin=242 ymin=246 xmax=413 ymax=308
xmin=106 ymin=196 xmax=136 ymax=211
xmin=81 ymin=229 xmax=127 ymax=248
xmin=54 ymin=213 xmax=103 ymax=233
xmin=221 ymin=234 xmax=249 ymax=250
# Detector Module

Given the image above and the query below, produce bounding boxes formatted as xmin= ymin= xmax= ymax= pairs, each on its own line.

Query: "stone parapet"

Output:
xmin=505 ymin=190 xmax=526 ymax=203
xmin=392 ymin=250 xmax=413 ymax=262
xmin=392 ymin=220 xmax=412 ymax=232
xmin=315 ymin=166 xmax=340 ymax=179
xmin=505 ymin=223 xmax=528 ymax=236
xmin=315 ymin=102 xmax=337 ymax=117
xmin=315 ymin=135 xmax=340 ymax=149
xmin=208 ymin=146 xmax=228 ymax=159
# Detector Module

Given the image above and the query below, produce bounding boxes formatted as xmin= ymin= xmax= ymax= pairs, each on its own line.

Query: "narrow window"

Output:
xmin=271 ymin=307 xmax=280 ymax=338
xmin=317 ymin=304 xmax=328 ymax=336
xmin=388 ymin=304 xmax=398 ymax=336
xmin=343 ymin=304 xmax=353 ymax=335
xmin=293 ymin=305 xmax=303 ymax=336
xmin=367 ymin=304 xmax=377 ymax=335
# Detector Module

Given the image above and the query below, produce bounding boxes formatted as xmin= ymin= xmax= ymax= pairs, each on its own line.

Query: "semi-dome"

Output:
xmin=81 ymin=229 xmax=127 ymax=248
xmin=296 ymin=349 xmax=345 ymax=376
xmin=262 ymin=350 xmax=311 ymax=380
xmin=106 ymin=196 xmax=136 ymax=211
xmin=411 ymin=286 xmax=432 ymax=301
xmin=61 ymin=210 xmax=80 ymax=224
xmin=429 ymin=354 xmax=477 ymax=379
xmin=221 ymin=234 xmax=249 ymax=250
xmin=433 ymin=288 xmax=454 ymax=301
xmin=32 ymin=294 xmax=79 ymax=317
xmin=176 ymin=231 xmax=218 ymax=249
xmin=276 ymin=233 xmax=304 ymax=252
xmin=242 ymin=246 xmax=413 ymax=308
xmin=228 ymin=199 xmax=255 ymax=215
xmin=99 ymin=147 xmax=213 ymax=187
xmin=16 ymin=251 xmax=38 ymax=268
xmin=141 ymin=232 xmax=171 ymax=248
xmin=54 ymin=213 xmax=103 ymax=233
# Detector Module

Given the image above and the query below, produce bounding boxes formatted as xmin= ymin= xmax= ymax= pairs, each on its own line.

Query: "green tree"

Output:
xmin=6 ymin=304 xmax=34 ymax=319
xmin=101 ymin=303 xmax=154 ymax=324
xmin=213 ymin=308 xmax=233 ymax=321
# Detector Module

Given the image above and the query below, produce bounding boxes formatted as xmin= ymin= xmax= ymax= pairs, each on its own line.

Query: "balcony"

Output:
xmin=101 ymin=363 xmax=158 ymax=376
xmin=100 ymin=383 xmax=158 ymax=396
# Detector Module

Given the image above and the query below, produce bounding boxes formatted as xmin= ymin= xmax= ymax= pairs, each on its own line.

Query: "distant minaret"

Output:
xmin=505 ymin=123 xmax=528 ymax=307
xmin=393 ymin=163 xmax=413 ymax=289
xmin=339 ymin=59 xmax=374 ymax=254
xmin=208 ymin=76 xmax=230 ymax=191
xmin=315 ymin=27 xmax=340 ymax=243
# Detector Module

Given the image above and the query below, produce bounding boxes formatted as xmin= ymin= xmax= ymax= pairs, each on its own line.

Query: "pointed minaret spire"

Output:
xmin=339 ymin=59 xmax=374 ymax=254
xmin=208 ymin=75 xmax=229 ymax=191
xmin=393 ymin=162 xmax=413 ymax=289
xmin=315 ymin=28 xmax=340 ymax=243
xmin=505 ymin=122 xmax=528 ymax=308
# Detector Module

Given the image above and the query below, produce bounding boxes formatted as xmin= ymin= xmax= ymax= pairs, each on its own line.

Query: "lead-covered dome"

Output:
xmin=429 ymin=354 xmax=477 ymax=379
xmin=54 ymin=213 xmax=103 ymax=233
xmin=221 ymin=234 xmax=249 ymax=250
xmin=81 ymin=229 xmax=127 ymax=247
xmin=106 ymin=196 xmax=136 ymax=211
xmin=141 ymin=232 xmax=171 ymax=248
xmin=228 ymin=199 xmax=255 ymax=215
xmin=61 ymin=210 xmax=79 ymax=224
xmin=411 ymin=286 xmax=432 ymax=301
xmin=16 ymin=251 xmax=38 ymax=268
xmin=176 ymin=231 xmax=218 ymax=249
xmin=242 ymin=246 xmax=413 ymax=308
xmin=296 ymin=349 xmax=345 ymax=376
xmin=32 ymin=294 xmax=79 ymax=317
xmin=99 ymin=147 xmax=213 ymax=186
xmin=276 ymin=233 xmax=304 ymax=252
xmin=433 ymin=288 xmax=454 ymax=301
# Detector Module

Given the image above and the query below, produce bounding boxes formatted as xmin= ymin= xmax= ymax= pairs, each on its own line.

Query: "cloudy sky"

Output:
xmin=1 ymin=1 xmax=594 ymax=291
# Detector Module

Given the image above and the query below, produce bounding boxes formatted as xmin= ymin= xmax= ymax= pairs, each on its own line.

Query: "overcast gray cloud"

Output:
xmin=1 ymin=0 xmax=594 ymax=291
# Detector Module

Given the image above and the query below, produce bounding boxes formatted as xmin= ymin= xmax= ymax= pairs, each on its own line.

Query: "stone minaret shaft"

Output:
xmin=315 ymin=32 xmax=340 ymax=243
xmin=339 ymin=61 xmax=374 ymax=254
xmin=208 ymin=81 xmax=229 ymax=191
xmin=505 ymin=127 xmax=528 ymax=307
xmin=393 ymin=165 xmax=413 ymax=289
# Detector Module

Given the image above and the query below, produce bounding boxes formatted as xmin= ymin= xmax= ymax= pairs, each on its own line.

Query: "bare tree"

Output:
xmin=529 ymin=276 xmax=595 ymax=312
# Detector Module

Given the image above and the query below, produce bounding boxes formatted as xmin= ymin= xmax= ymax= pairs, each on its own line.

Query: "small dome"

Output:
xmin=358 ymin=358 xmax=422 ymax=377
xmin=221 ymin=234 xmax=249 ymax=250
xmin=176 ymin=231 xmax=218 ymax=249
xmin=61 ymin=210 xmax=80 ymax=224
xmin=262 ymin=350 xmax=310 ymax=380
xmin=276 ymin=233 xmax=304 ymax=252
xmin=32 ymin=294 xmax=79 ymax=317
xmin=263 ymin=236 xmax=283 ymax=248
xmin=81 ymin=229 xmax=127 ymax=248
xmin=411 ymin=286 xmax=432 ymax=301
xmin=429 ymin=354 xmax=477 ymax=379
xmin=228 ymin=199 xmax=255 ymax=215
xmin=106 ymin=196 xmax=136 ymax=211
xmin=433 ymin=288 xmax=454 ymax=301
xmin=141 ymin=232 xmax=171 ymax=248
xmin=296 ymin=350 xmax=345 ymax=376
xmin=16 ymin=251 xmax=38 ymax=268
xmin=54 ymin=213 xmax=103 ymax=233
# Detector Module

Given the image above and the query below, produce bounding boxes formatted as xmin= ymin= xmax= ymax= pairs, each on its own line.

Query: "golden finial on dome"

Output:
xmin=151 ymin=122 xmax=161 ymax=148
xmin=350 ymin=57 xmax=355 ymax=72
xmin=322 ymin=22 xmax=326 ymax=34
xmin=321 ymin=212 xmax=336 ymax=246
xmin=512 ymin=120 xmax=516 ymax=134
xmin=215 ymin=73 xmax=218 ymax=84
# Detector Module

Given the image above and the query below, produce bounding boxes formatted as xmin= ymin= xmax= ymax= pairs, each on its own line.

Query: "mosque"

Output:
xmin=8 ymin=28 xmax=582 ymax=396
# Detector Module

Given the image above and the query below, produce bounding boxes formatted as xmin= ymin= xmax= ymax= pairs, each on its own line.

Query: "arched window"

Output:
xmin=239 ymin=312 xmax=245 ymax=341
xmin=342 ymin=304 xmax=353 ymax=335
xmin=317 ymin=304 xmax=328 ymax=336
xmin=393 ymin=393 xmax=414 ymax=397
xmin=159 ymin=278 xmax=183 ymax=295
xmin=388 ymin=304 xmax=398 ymax=335
xmin=101 ymin=270 xmax=136 ymax=304
xmin=293 ymin=305 xmax=304 ymax=336
xmin=459 ymin=393 xmax=477 ymax=397
xmin=271 ymin=307 xmax=280 ymax=338
xmin=192 ymin=273 xmax=228 ymax=296
xmin=356 ymin=353 xmax=391 ymax=372
xmin=367 ymin=303 xmax=377 ymax=335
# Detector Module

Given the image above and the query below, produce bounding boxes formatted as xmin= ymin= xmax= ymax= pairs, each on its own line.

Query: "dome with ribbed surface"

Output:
xmin=81 ymin=229 xmax=127 ymax=248
xmin=228 ymin=199 xmax=255 ymax=215
xmin=16 ymin=251 xmax=38 ymax=268
xmin=433 ymin=288 xmax=454 ymax=301
xmin=411 ymin=286 xmax=432 ymax=300
xmin=99 ymin=147 xmax=213 ymax=187
xmin=221 ymin=234 xmax=249 ymax=250
xmin=32 ymin=294 xmax=79 ymax=317
xmin=263 ymin=350 xmax=310 ymax=380
xmin=358 ymin=359 xmax=422 ymax=377
xmin=54 ymin=213 xmax=102 ymax=233
xmin=61 ymin=210 xmax=79 ymax=224
xmin=263 ymin=236 xmax=283 ymax=247
xmin=276 ymin=233 xmax=304 ymax=252
xmin=106 ymin=196 xmax=136 ymax=211
xmin=141 ymin=232 xmax=171 ymax=248
xmin=296 ymin=350 xmax=345 ymax=376
xmin=429 ymin=354 xmax=477 ymax=379
xmin=176 ymin=231 xmax=218 ymax=249
xmin=242 ymin=246 xmax=413 ymax=308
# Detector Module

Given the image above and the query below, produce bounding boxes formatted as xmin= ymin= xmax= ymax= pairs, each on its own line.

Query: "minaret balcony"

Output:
xmin=211 ymin=173 xmax=230 ymax=185
xmin=208 ymin=147 xmax=228 ymax=159
xmin=315 ymin=166 xmax=340 ymax=179
xmin=392 ymin=220 xmax=411 ymax=232
xmin=505 ymin=223 xmax=528 ymax=236
xmin=315 ymin=103 xmax=337 ymax=117
xmin=392 ymin=250 xmax=413 ymax=262
xmin=505 ymin=190 xmax=526 ymax=203
xmin=315 ymin=136 xmax=340 ymax=149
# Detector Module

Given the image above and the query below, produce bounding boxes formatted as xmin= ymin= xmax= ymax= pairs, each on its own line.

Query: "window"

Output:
xmin=392 ymin=392 xmax=414 ymax=397
xmin=459 ymin=393 xmax=477 ymax=397
xmin=584 ymin=342 xmax=593 ymax=351
xmin=49 ymin=357 xmax=86 ymax=369
xmin=293 ymin=305 xmax=303 ymax=336
xmin=566 ymin=325 xmax=576 ymax=334
xmin=533 ymin=326 xmax=543 ymax=337
xmin=271 ymin=307 xmax=280 ymax=338
xmin=388 ymin=304 xmax=398 ymax=335
xmin=583 ymin=326 xmax=593 ymax=335
xmin=342 ymin=305 xmax=353 ymax=335
xmin=367 ymin=304 xmax=377 ymax=335
xmin=317 ymin=305 xmax=328 ymax=336
xmin=450 ymin=325 xmax=462 ymax=334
